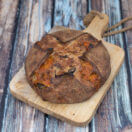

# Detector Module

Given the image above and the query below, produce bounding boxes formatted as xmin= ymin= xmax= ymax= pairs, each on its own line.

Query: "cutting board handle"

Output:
xmin=83 ymin=13 xmax=109 ymax=40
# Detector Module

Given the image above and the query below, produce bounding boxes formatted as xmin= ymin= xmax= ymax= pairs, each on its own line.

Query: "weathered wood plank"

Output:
xmin=91 ymin=0 xmax=102 ymax=12
xmin=0 ymin=0 xmax=19 ymax=103
xmin=1 ymin=0 xmax=53 ymax=131
xmin=121 ymin=0 xmax=132 ymax=48
xmin=130 ymin=48 xmax=132 ymax=66
xmin=53 ymin=0 xmax=87 ymax=29
xmin=120 ymin=0 xmax=132 ymax=107
xmin=45 ymin=0 xmax=89 ymax=131
xmin=89 ymin=0 xmax=132 ymax=132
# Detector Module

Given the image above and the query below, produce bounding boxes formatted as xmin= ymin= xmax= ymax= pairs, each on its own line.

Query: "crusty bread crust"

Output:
xmin=25 ymin=29 xmax=111 ymax=104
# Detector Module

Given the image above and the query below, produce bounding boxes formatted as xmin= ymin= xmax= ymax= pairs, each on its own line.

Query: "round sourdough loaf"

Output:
xmin=25 ymin=29 xmax=111 ymax=104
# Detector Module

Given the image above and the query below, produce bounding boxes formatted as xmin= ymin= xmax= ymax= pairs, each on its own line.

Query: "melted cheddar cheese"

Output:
xmin=32 ymin=56 xmax=54 ymax=87
xmin=80 ymin=61 xmax=101 ymax=89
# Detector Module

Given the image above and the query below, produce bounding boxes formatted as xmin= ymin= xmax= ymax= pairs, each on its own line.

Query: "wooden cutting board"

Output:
xmin=9 ymin=13 xmax=124 ymax=126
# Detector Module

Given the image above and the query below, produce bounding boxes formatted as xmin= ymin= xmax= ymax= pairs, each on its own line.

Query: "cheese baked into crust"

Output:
xmin=25 ymin=29 xmax=111 ymax=104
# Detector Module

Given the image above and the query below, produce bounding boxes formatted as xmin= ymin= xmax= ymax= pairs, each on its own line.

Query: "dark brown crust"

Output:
xmin=85 ymin=41 xmax=111 ymax=82
xmin=25 ymin=29 xmax=111 ymax=104
xmin=50 ymin=29 xmax=85 ymax=43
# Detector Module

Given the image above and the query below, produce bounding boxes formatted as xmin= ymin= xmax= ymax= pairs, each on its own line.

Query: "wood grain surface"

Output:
xmin=90 ymin=0 xmax=132 ymax=132
xmin=0 ymin=0 xmax=19 ymax=103
xmin=0 ymin=0 xmax=132 ymax=132
xmin=1 ymin=0 xmax=53 ymax=131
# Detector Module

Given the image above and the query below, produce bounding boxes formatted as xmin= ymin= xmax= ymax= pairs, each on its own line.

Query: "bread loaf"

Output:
xmin=25 ymin=29 xmax=111 ymax=104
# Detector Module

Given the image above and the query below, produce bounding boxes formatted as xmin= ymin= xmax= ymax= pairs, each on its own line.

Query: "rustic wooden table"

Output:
xmin=0 ymin=0 xmax=132 ymax=132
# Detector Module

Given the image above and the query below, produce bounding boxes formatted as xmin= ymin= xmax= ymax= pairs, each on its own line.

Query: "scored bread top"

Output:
xmin=25 ymin=28 xmax=111 ymax=104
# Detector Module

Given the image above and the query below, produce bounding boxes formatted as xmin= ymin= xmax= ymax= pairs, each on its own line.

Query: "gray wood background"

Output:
xmin=0 ymin=0 xmax=132 ymax=131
